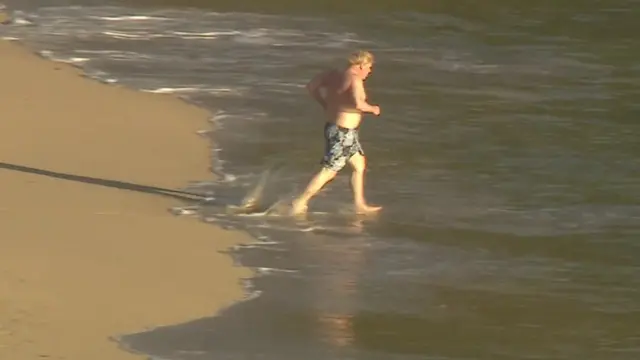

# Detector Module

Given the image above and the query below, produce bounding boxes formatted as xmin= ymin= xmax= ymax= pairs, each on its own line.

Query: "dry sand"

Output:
xmin=0 ymin=40 xmax=252 ymax=360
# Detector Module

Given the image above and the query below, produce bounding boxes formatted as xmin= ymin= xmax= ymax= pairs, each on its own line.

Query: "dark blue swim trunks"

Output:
xmin=320 ymin=123 xmax=364 ymax=172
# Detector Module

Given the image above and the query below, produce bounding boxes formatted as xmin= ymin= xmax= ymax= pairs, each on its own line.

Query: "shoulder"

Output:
xmin=349 ymin=74 xmax=363 ymax=88
xmin=313 ymin=68 xmax=337 ymax=83
xmin=340 ymin=69 xmax=358 ymax=83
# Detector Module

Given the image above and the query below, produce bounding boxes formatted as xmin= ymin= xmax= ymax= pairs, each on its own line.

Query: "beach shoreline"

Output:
xmin=0 ymin=39 xmax=252 ymax=360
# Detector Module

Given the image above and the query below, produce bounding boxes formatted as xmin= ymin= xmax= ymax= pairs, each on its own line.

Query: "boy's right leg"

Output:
xmin=290 ymin=167 xmax=337 ymax=215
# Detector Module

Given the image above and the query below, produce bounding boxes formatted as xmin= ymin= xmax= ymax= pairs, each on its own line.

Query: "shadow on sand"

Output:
xmin=0 ymin=161 xmax=210 ymax=202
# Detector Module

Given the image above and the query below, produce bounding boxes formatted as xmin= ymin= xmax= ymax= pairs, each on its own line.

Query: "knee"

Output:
xmin=321 ymin=167 xmax=339 ymax=179
xmin=351 ymin=156 xmax=367 ymax=174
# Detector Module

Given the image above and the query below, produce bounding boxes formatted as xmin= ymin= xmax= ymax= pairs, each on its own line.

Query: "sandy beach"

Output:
xmin=0 ymin=39 xmax=252 ymax=360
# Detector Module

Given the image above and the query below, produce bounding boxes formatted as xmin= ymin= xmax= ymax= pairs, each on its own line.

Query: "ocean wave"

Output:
xmin=74 ymin=49 xmax=153 ymax=62
xmin=101 ymin=30 xmax=166 ymax=40
xmin=142 ymin=87 xmax=244 ymax=96
xmin=256 ymin=267 xmax=298 ymax=275
xmin=89 ymin=15 xmax=168 ymax=21
xmin=36 ymin=50 xmax=89 ymax=64
xmin=170 ymin=30 xmax=240 ymax=39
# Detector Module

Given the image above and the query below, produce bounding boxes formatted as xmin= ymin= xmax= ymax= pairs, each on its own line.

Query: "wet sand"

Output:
xmin=0 ymin=40 xmax=252 ymax=360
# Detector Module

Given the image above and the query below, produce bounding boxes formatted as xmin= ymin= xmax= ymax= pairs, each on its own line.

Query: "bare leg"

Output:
xmin=348 ymin=153 xmax=382 ymax=214
xmin=291 ymin=167 xmax=337 ymax=215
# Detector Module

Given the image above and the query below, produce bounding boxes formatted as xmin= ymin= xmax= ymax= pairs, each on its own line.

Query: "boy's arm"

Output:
xmin=351 ymin=77 xmax=379 ymax=114
xmin=306 ymin=71 xmax=330 ymax=109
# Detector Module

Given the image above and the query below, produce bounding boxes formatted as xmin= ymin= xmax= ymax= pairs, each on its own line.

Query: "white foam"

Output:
xmin=144 ymin=87 xmax=203 ymax=94
xmin=35 ymin=50 xmax=89 ymax=65
xmin=11 ymin=14 xmax=33 ymax=26
xmin=209 ymin=112 xmax=233 ymax=122
xmin=143 ymin=87 xmax=243 ymax=96
xmin=175 ymin=31 xmax=239 ymax=36
xmin=168 ymin=31 xmax=230 ymax=39
xmin=101 ymin=30 xmax=241 ymax=41
xmin=62 ymin=57 xmax=90 ymax=64
xmin=91 ymin=15 xmax=167 ymax=21
xmin=101 ymin=31 xmax=162 ymax=40
xmin=37 ymin=50 xmax=54 ymax=58
xmin=196 ymin=129 xmax=212 ymax=137
xmin=248 ymin=223 xmax=323 ymax=233
xmin=84 ymin=71 xmax=118 ymax=84
xmin=256 ymin=267 xmax=298 ymax=274
xmin=235 ymin=211 xmax=277 ymax=217
xmin=170 ymin=207 xmax=199 ymax=216
xmin=221 ymin=174 xmax=237 ymax=182
xmin=75 ymin=50 xmax=128 ymax=55
xmin=232 ymin=242 xmax=282 ymax=251
xmin=242 ymin=289 xmax=262 ymax=302
xmin=240 ymin=241 xmax=281 ymax=247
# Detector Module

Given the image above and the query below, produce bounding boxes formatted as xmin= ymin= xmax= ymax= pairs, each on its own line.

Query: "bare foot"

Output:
xmin=355 ymin=204 xmax=382 ymax=214
xmin=290 ymin=199 xmax=308 ymax=216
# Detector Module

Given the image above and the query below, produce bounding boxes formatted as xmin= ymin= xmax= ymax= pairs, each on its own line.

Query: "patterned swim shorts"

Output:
xmin=320 ymin=122 xmax=364 ymax=172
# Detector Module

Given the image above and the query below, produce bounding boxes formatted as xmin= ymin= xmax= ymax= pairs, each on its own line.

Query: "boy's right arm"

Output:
xmin=351 ymin=77 xmax=380 ymax=115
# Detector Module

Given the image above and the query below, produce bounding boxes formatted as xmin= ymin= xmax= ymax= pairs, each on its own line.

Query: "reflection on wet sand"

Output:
xmin=294 ymin=216 xmax=373 ymax=352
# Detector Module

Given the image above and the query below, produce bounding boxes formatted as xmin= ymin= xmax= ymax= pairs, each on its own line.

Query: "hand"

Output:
xmin=372 ymin=105 xmax=381 ymax=116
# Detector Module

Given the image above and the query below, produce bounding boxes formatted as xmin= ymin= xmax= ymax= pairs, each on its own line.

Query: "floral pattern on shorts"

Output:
xmin=320 ymin=123 xmax=364 ymax=172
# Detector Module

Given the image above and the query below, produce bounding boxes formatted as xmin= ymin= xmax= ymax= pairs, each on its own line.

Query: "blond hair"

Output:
xmin=348 ymin=50 xmax=374 ymax=66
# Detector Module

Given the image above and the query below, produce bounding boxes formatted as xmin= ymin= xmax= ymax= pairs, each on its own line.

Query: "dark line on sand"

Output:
xmin=0 ymin=162 xmax=209 ymax=202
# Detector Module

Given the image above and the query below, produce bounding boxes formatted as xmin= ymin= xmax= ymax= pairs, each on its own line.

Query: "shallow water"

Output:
xmin=2 ymin=0 xmax=639 ymax=359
